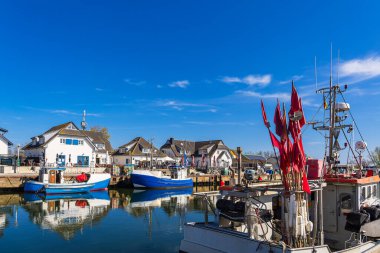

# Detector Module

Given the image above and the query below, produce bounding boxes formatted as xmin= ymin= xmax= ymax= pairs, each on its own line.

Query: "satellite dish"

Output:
xmin=335 ymin=102 xmax=350 ymax=112
xmin=355 ymin=141 xmax=367 ymax=151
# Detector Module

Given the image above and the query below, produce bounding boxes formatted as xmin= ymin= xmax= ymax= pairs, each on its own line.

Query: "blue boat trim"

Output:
xmin=131 ymin=173 xmax=193 ymax=189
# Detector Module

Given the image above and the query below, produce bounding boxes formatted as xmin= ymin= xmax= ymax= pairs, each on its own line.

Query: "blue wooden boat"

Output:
xmin=131 ymin=166 xmax=193 ymax=189
xmin=24 ymin=167 xmax=111 ymax=194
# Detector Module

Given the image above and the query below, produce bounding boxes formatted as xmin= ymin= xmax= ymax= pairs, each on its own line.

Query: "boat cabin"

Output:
xmin=168 ymin=165 xmax=188 ymax=180
xmin=38 ymin=167 xmax=66 ymax=184
xmin=323 ymin=175 xmax=380 ymax=249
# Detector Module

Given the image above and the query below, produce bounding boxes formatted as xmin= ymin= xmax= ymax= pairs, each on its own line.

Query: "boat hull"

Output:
xmin=180 ymin=222 xmax=380 ymax=253
xmin=24 ymin=173 xmax=111 ymax=194
xmin=131 ymin=172 xmax=193 ymax=189
xmin=24 ymin=181 xmax=94 ymax=194
xmin=87 ymin=174 xmax=111 ymax=191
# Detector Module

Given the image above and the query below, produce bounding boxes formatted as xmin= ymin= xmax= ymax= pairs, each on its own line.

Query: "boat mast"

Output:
xmin=328 ymin=44 xmax=337 ymax=173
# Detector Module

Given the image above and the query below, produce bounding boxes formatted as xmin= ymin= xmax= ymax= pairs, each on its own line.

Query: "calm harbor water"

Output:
xmin=0 ymin=188 xmax=213 ymax=253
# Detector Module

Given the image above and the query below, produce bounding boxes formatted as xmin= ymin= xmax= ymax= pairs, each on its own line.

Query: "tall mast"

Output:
xmin=328 ymin=45 xmax=337 ymax=173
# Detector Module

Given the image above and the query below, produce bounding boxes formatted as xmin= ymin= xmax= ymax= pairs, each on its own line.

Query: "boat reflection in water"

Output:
xmin=130 ymin=188 xmax=193 ymax=208
xmin=22 ymin=191 xmax=110 ymax=240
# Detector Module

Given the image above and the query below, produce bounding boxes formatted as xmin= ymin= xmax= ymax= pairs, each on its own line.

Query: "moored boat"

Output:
xmin=131 ymin=166 xmax=193 ymax=189
xmin=24 ymin=166 xmax=111 ymax=194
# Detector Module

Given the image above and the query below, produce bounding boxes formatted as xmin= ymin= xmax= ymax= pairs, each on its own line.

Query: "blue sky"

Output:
xmin=1 ymin=1 xmax=380 ymax=159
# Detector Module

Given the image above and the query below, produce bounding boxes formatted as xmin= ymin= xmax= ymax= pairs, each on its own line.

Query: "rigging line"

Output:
xmin=338 ymin=91 xmax=377 ymax=165
xmin=338 ymin=121 xmax=361 ymax=167
xmin=346 ymin=130 xmax=352 ymax=165
xmin=301 ymin=99 xmax=324 ymax=135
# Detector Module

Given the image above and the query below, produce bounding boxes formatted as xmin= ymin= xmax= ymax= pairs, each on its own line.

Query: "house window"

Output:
xmin=119 ymin=148 xmax=125 ymax=153
xmin=60 ymin=139 xmax=65 ymax=144
xmin=142 ymin=148 xmax=151 ymax=154
xmin=96 ymin=143 xmax=105 ymax=149
xmin=79 ymin=140 xmax=84 ymax=145
xmin=77 ymin=156 xmax=89 ymax=166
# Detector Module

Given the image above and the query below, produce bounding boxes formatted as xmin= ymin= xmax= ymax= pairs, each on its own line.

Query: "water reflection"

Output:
xmin=22 ymin=192 xmax=110 ymax=240
xmin=0 ymin=187 xmax=210 ymax=247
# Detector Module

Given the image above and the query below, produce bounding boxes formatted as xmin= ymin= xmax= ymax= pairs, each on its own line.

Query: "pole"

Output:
xmin=17 ymin=144 xmax=20 ymax=167
xmin=150 ymin=139 xmax=153 ymax=169
xmin=237 ymin=147 xmax=242 ymax=185
xmin=266 ymin=128 xmax=281 ymax=178
xmin=319 ymin=187 xmax=324 ymax=245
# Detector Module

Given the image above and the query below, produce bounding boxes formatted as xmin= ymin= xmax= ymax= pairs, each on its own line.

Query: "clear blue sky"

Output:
xmin=1 ymin=1 xmax=380 ymax=159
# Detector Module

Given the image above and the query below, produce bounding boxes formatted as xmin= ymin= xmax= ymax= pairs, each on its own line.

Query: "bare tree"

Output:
xmin=254 ymin=151 xmax=274 ymax=159
xmin=371 ymin=147 xmax=380 ymax=166
xmin=90 ymin=126 xmax=111 ymax=141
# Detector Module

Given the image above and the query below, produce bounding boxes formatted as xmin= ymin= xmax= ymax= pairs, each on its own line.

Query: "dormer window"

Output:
xmin=96 ymin=143 xmax=105 ymax=149
xmin=119 ymin=148 xmax=125 ymax=153
xmin=142 ymin=148 xmax=151 ymax=154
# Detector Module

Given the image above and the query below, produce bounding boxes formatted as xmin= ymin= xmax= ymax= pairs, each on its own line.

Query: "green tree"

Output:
xmin=90 ymin=126 xmax=110 ymax=141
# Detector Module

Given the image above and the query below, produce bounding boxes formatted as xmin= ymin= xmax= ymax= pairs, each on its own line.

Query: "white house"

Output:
xmin=112 ymin=137 xmax=173 ymax=167
xmin=23 ymin=122 xmax=112 ymax=167
xmin=0 ymin=128 xmax=13 ymax=156
xmin=160 ymin=138 xmax=233 ymax=168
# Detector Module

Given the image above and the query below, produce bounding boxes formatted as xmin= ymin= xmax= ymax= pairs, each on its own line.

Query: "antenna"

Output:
xmin=330 ymin=43 xmax=333 ymax=89
xmin=81 ymin=110 xmax=87 ymax=130
xmin=314 ymin=56 xmax=318 ymax=91
xmin=337 ymin=49 xmax=340 ymax=85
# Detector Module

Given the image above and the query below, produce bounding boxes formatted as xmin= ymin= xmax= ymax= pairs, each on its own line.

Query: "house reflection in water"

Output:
xmin=0 ymin=206 xmax=13 ymax=238
xmin=22 ymin=192 xmax=110 ymax=240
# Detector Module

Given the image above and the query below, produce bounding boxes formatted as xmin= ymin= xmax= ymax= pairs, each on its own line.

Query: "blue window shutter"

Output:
xmin=66 ymin=139 xmax=72 ymax=145
xmin=73 ymin=139 xmax=79 ymax=145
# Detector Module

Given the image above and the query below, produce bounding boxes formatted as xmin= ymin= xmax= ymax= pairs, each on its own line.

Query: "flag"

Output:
xmin=261 ymin=100 xmax=270 ymax=128
xmin=192 ymin=155 xmax=195 ymax=167
xmin=323 ymin=96 xmax=328 ymax=110
xmin=270 ymin=130 xmax=280 ymax=149
xmin=290 ymin=83 xmax=301 ymax=114
xmin=302 ymin=170 xmax=311 ymax=194
xmin=299 ymin=98 xmax=306 ymax=128
xmin=274 ymin=100 xmax=283 ymax=137
xmin=288 ymin=84 xmax=305 ymax=140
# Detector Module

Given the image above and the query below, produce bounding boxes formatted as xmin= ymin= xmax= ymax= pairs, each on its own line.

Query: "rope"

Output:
xmin=338 ymin=90 xmax=377 ymax=165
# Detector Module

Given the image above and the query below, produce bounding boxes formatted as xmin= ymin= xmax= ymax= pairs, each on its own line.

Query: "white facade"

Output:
xmin=0 ymin=139 xmax=9 ymax=155
xmin=113 ymin=154 xmax=173 ymax=166
xmin=44 ymin=136 xmax=95 ymax=166
xmin=0 ymin=132 xmax=12 ymax=155
xmin=23 ymin=122 xmax=111 ymax=166
xmin=194 ymin=149 xmax=232 ymax=168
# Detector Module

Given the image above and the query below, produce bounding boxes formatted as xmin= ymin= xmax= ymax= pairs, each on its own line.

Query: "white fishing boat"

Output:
xmin=180 ymin=80 xmax=380 ymax=253
xmin=24 ymin=165 xmax=110 ymax=194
